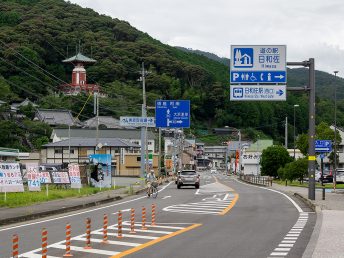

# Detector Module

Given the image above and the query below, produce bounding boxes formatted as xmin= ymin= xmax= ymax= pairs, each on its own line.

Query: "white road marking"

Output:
xmin=20 ymin=254 xmax=60 ymax=258
xmin=270 ymin=252 xmax=288 ymax=256
xmin=279 ymin=244 xmax=294 ymax=247
xmin=50 ymin=243 xmax=120 ymax=255
xmin=274 ymin=248 xmax=291 ymax=251
xmin=0 ymin=182 xmax=173 ymax=232
xmin=112 ymin=208 xmax=131 ymax=214
xmin=122 ymin=222 xmax=184 ymax=230
xmin=73 ymin=236 xmax=140 ymax=246
xmin=164 ymin=209 xmax=220 ymax=214
xmin=93 ymin=231 xmax=158 ymax=239
xmin=162 ymin=195 xmax=172 ymax=199
xmin=108 ymin=226 xmax=173 ymax=234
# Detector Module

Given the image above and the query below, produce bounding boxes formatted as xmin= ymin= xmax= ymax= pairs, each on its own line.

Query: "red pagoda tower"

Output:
xmin=60 ymin=52 xmax=99 ymax=95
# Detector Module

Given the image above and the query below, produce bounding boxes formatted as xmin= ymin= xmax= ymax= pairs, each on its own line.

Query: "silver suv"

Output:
xmin=177 ymin=170 xmax=200 ymax=189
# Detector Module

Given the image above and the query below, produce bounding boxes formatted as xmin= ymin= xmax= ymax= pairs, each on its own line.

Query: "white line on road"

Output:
xmin=162 ymin=195 xmax=171 ymax=199
xmin=73 ymin=236 xmax=140 ymax=247
xmin=0 ymin=182 xmax=173 ymax=232
xmin=50 ymin=243 xmax=120 ymax=256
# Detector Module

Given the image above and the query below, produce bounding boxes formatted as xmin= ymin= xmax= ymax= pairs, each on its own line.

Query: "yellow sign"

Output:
xmin=308 ymin=156 xmax=316 ymax=161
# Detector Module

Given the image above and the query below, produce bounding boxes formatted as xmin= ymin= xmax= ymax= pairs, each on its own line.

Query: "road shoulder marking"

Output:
xmin=109 ymin=223 xmax=202 ymax=258
xmin=218 ymin=193 xmax=239 ymax=215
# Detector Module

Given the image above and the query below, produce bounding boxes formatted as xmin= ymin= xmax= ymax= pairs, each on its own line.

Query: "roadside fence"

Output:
xmin=239 ymin=174 xmax=273 ymax=187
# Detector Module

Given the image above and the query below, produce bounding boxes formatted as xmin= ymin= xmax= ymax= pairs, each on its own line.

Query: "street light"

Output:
xmin=334 ymin=70 xmax=339 ymax=189
xmin=293 ymin=104 xmax=300 ymax=159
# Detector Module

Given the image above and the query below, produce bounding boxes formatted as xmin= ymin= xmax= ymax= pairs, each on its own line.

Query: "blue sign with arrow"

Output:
xmin=315 ymin=140 xmax=332 ymax=153
xmin=155 ymin=100 xmax=190 ymax=128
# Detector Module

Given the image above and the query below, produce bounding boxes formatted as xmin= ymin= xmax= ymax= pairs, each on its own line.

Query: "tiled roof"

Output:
xmin=63 ymin=53 xmax=96 ymax=63
xmin=35 ymin=109 xmax=75 ymax=126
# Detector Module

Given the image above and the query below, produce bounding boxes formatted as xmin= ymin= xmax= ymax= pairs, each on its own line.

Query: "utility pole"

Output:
xmin=334 ymin=70 xmax=339 ymax=190
xmin=285 ymin=116 xmax=288 ymax=148
xmin=238 ymin=130 xmax=241 ymax=174
xmin=94 ymin=92 xmax=99 ymax=152
xmin=139 ymin=62 xmax=148 ymax=179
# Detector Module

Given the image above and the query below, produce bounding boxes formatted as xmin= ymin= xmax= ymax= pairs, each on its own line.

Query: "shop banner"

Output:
xmin=26 ymin=163 xmax=41 ymax=191
xmin=0 ymin=163 xmax=24 ymax=192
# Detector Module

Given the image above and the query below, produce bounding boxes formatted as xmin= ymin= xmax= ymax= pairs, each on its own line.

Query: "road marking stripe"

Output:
xmin=163 ymin=208 xmax=219 ymax=214
xmin=279 ymin=244 xmax=293 ymax=247
xmin=274 ymin=248 xmax=291 ymax=251
xmin=50 ymin=243 xmax=119 ymax=255
xmin=166 ymin=206 xmax=225 ymax=211
xmin=282 ymin=240 xmax=296 ymax=243
xmin=92 ymin=231 xmax=158 ymax=239
xmin=270 ymin=252 xmax=288 ymax=256
xmin=73 ymin=236 xmax=140 ymax=246
xmin=219 ymin=193 xmax=239 ymax=215
xmin=284 ymin=237 xmax=298 ymax=240
xmin=109 ymin=224 xmax=202 ymax=258
xmin=122 ymin=222 xmax=184 ymax=229
xmin=173 ymin=203 xmax=229 ymax=208
xmin=0 ymin=182 xmax=173 ymax=232
xmin=20 ymin=253 xmax=60 ymax=258
xmin=108 ymin=226 xmax=173 ymax=234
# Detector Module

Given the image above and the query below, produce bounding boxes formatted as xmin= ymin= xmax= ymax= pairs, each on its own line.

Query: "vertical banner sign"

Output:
xmin=0 ymin=163 xmax=24 ymax=192
xmin=69 ymin=164 xmax=82 ymax=189
xmin=27 ymin=163 xmax=41 ymax=191
xmin=120 ymin=148 xmax=125 ymax=165
xmin=40 ymin=171 xmax=52 ymax=184
xmin=89 ymin=154 xmax=112 ymax=188
xmin=51 ymin=172 xmax=71 ymax=184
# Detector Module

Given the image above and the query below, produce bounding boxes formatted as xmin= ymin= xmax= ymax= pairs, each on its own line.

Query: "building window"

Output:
xmin=137 ymin=157 xmax=141 ymax=162
xmin=54 ymin=148 xmax=62 ymax=154
xmin=70 ymin=149 xmax=75 ymax=154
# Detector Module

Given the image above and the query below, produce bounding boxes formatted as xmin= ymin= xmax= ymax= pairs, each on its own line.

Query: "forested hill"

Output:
xmin=1 ymin=0 xmax=344 ymax=145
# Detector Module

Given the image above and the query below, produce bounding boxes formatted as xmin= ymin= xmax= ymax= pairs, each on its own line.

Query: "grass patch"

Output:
xmin=274 ymin=180 xmax=344 ymax=189
xmin=0 ymin=185 xmax=124 ymax=208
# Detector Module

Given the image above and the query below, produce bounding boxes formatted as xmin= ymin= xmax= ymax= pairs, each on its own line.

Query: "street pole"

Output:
xmin=158 ymin=128 xmax=161 ymax=176
xmin=293 ymin=104 xmax=299 ymax=159
xmin=308 ymin=58 xmax=316 ymax=200
xmin=68 ymin=124 xmax=71 ymax=164
xmin=285 ymin=116 xmax=288 ymax=149
xmin=238 ymin=130 xmax=241 ymax=174
xmin=140 ymin=62 xmax=147 ymax=179
xmin=334 ymin=70 xmax=339 ymax=190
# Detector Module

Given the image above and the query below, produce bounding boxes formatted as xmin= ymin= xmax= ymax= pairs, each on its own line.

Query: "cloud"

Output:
xmin=70 ymin=0 xmax=344 ymax=76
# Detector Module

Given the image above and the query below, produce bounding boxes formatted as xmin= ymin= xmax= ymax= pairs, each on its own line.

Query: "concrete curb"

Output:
xmin=0 ymin=179 xmax=174 ymax=226
xmin=293 ymin=192 xmax=316 ymax=212
xmin=0 ymin=195 xmax=123 ymax=226
xmin=302 ymin=206 xmax=322 ymax=258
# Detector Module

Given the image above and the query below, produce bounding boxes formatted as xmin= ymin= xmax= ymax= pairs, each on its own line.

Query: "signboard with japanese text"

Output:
xmin=51 ymin=171 xmax=70 ymax=184
xmin=39 ymin=171 xmax=52 ymax=184
xmin=26 ymin=163 xmax=41 ymax=191
xmin=0 ymin=163 xmax=24 ymax=192
xmin=315 ymin=140 xmax=332 ymax=153
xmin=120 ymin=116 xmax=155 ymax=127
xmin=230 ymin=85 xmax=286 ymax=101
xmin=69 ymin=164 xmax=81 ymax=189
xmin=155 ymin=100 xmax=190 ymax=128
xmin=230 ymin=45 xmax=286 ymax=84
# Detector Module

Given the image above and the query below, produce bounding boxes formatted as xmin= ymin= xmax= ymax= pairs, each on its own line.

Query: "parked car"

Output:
xmin=175 ymin=171 xmax=181 ymax=184
xmin=39 ymin=165 xmax=58 ymax=172
xmin=210 ymin=168 xmax=217 ymax=174
xmin=177 ymin=170 xmax=200 ymax=189
xmin=335 ymin=169 xmax=344 ymax=183
xmin=315 ymin=170 xmax=333 ymax=183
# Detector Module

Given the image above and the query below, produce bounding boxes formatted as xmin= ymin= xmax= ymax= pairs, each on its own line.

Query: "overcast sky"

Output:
xmin=70 ymin=0 xmax=344 ymax=76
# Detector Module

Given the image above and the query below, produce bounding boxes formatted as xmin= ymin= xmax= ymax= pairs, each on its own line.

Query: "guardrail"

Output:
xmin=239 ymin=174 xmax=273 ymax=187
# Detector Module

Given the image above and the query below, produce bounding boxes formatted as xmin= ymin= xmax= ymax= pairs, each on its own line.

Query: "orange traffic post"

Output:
xmin=142 ymin=206 xmax=148 ymax=230
xmin=117 ymin=210 xmax=123 ymax=238
xmin=63 ymin=223 xmax=73 ymax=257
xmin=84 ymin=218 xmax=92 ymax=249
xmin=129 ymin=208 xmax=136 ymax=234
xmin=151 ymin=204 xmax=156 ymax=226
xmin=12 ymin=234 xmax=19 ymax=258
xmin=101 ymin=214 xmax=109 ymax=244
xmin=42 ymin=228 xmax=48 ymax=258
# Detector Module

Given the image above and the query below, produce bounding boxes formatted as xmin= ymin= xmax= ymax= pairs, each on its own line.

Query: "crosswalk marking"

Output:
xmin=163 ymin=198 xmax=234 ymax=215
xmin=19 ymin=222 xmax=196 ymax=258
xmin=50 ymin=244 xmax=120 ymax=256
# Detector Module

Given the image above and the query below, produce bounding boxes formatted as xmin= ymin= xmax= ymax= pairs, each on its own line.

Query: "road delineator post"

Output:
xmin=63 ymin=223 xmax=73 ymax=257
xmin=12 ymin=234 xmax=19 ymax=258
xmin=84 ymin=218 xmax=92 ymax=249
xmin=151 ymin=204 xmax=156 ymax=226
xmin=129 ymin=208 xmax=136 ymax=234
xmin=117 ymin=210 xmax=123 ymax=238
xmin=42 ymin=228 xmax=48 ymax=258
xmin=142 ymin=206 xmax=148 ymax=230
xmin=102 ymin=214 xmax=109 ymax=244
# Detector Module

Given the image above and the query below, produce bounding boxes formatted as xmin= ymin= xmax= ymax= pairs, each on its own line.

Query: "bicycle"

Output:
xmin=147 ymin=181 xmax=158 ymax=198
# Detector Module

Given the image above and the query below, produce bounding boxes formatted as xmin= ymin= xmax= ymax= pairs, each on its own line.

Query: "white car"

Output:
xmin=210 ymin=168 xmax=217 ymax=174
xmin=336 ymin=170 xmax=344 ymax=183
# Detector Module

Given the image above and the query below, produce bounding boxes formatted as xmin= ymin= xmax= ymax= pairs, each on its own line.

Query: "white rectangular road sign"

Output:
xmin=230 ymin=45 xmax=286 ymax=84
xmin=230 ymin=85 xmax=286 ymax=101
xmin=120 ymin=116 xmax=156 ymax=127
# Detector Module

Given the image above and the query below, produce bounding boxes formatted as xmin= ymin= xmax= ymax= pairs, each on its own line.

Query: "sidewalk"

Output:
xmin=271 ymin=183 xmax=344 ymax=258
xmin=0 ymin=184 xmax=144 ymax=226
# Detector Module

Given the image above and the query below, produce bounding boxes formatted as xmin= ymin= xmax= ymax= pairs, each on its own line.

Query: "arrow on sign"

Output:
xmin=276 ymin=90 xmax=284 ymax=96
xmin=274 ymin=75 xmax=285 ymax=79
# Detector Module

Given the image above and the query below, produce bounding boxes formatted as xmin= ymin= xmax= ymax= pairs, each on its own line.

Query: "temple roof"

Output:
xmin=63 ymin=52 xmax=96 ymax=63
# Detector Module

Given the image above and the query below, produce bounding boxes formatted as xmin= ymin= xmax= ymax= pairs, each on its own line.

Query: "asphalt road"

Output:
xmin=0 ymin=171 xmax=315 ymax=258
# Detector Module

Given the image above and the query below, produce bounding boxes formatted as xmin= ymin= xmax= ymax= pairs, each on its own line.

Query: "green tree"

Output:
xmin=279 ymin=158 xmax=308 ymax=182
xmin=260 ymin=145 xmax=293 ymax=177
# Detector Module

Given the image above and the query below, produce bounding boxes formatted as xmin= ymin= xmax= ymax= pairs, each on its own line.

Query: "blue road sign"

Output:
xmin=155 ymin=100 xmax=190 ymax=128
xmin=315 ymin=140 xmax=332 ymax=152
xmin=230 ymin=71 xmax=286 ymax=83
